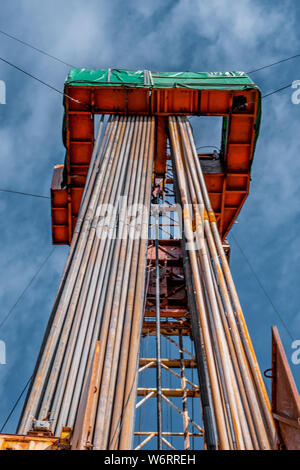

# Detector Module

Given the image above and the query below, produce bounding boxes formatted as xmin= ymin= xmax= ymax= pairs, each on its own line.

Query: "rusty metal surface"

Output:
xmin=71 ymin=341 xmax=101 ymax=450
xmin=0 ymin=434 xmax=58 ymax=450
xmin=154 ymin=116 xmax=168 ymax=176
xmin=271 ymin=326 xmax=300 ymax=450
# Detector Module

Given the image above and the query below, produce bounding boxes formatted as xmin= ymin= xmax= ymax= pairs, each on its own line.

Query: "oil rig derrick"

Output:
xmin=0 ymin=69 xmax=299 ymax=451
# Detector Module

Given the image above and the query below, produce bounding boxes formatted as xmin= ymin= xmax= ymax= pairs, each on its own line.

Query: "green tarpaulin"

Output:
xmin=65 ymin=68 xmax=258 ymax=91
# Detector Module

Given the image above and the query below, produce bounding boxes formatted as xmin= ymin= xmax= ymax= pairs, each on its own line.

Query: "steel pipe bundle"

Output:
xmin=18 ymin=115 xmax=155 ymax=450
xmin=168 ymin=116 xmax=277 ymax=450
xmin=17 ymin=112 xmax=277 ymax=451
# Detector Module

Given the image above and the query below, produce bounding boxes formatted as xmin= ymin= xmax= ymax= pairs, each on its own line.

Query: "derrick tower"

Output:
xmin=1 ymin=70 xmax=299 ymax=451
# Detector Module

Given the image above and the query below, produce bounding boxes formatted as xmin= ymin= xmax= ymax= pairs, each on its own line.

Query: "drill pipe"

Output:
xmin=18 ymin=117 xmax=155 ymax=452
xmin=168 ymin=115 xmax=276 ymax=450
xmin=183 ymin=117 xmax=277 ymax=446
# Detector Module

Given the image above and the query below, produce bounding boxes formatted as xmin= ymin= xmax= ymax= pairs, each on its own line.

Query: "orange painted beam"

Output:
xmin=51 ymin=86 xmax=260 ymax=244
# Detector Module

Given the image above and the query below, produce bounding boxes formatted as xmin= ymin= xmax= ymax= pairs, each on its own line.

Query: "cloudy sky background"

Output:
xmin=0 ymin=0 xmax=300 ymax=434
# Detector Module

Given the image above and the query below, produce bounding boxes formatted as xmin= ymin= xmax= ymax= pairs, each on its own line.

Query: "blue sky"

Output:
xmin=0 ymin=0 xmax=299 ymax=435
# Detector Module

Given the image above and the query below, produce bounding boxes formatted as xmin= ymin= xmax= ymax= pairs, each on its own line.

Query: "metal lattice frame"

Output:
xmin=135 ymin=333 xmax=203 ymax=450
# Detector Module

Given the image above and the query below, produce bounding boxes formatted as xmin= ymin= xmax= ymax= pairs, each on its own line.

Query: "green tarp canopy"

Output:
xmin=65 ymin=68 xmax=259 ymax=91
